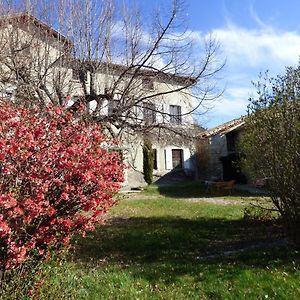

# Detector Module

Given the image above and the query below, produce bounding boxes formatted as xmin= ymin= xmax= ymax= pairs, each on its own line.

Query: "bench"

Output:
xmin=207 ymin=180 xmax=235 ymax=195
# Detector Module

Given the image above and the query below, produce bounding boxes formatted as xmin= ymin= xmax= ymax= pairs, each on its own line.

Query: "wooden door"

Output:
xmin=172 ymin=149 xmax=183 ymax=169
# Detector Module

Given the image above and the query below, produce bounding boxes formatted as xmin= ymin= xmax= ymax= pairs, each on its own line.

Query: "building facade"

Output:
xmin=0 ymin=13 xmax=198 ymax=187
xmin=200 ymin=117 xmax=247 ymax=183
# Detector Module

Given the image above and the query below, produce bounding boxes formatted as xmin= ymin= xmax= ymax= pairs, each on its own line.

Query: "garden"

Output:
xmin=2 ymin=182 xmax=299 ymax=299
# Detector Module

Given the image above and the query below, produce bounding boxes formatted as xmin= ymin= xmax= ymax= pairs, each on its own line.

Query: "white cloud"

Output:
xmin=214 ymin=87 xmax=253 ymax=116
xmin=213 ymin=26 xmax=300 ymax=69
xmin=199 ymin=86 xmax=251 ymax=127
xmin=195 ymin=21 xmax=300 ymax=128
xmin=249 ymin=4 xmax=271 ymax=31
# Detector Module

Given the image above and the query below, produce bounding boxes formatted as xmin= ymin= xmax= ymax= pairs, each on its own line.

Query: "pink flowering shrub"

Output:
xmin=0 ymin=102 xmax=124 ymax=271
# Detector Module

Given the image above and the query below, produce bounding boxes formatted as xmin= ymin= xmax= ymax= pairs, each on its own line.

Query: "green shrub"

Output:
xmin=0 ymin=250 xmax=68 ymax=299
xmin=240 ymin=67 xmax=300 ymax=244
xmin=243 ymin=206 xmax=275 ymax=223
xmin=143 ymin=140 xmax=154 ymax=185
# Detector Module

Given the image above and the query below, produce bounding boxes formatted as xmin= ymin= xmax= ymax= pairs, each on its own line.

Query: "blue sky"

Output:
xmin=183 ymin=0 xmax=300 ymax=128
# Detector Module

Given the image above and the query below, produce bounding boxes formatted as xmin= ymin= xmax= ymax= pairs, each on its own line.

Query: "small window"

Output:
xmin=226 ymin=132 xmax=238 ymax=153
xmin=142 ymin=78 xmax=154 ymax=90
xmin=153 ymin=149 xmax=158 ymax=170
xmin=16 ymin=66 xmax=28 ymax=81
xmin=108 ymin=100 xmax=119 ymax=116
xmin=143 ymin=102 xmax=156 ymax=124
xmin=72 ymin=69 xmax=87 ymax=82
xmin=169 ymin=105 xmax=182 ymax=125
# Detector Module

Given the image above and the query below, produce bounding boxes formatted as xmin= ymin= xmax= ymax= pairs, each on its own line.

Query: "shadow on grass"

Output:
xmin=71 ymin=215 xmax=296 ymax=284
xmin=153 ymin=181 xmax=266 ymax=199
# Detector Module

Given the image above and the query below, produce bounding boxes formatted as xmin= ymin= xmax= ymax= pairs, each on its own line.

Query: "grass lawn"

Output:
xmin=4 ymin=182 xmax=300 ymax=299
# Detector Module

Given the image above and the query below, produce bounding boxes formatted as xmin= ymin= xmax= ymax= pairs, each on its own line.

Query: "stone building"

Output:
xmin=200 ymin=117 xmax=247 ymax=183
xmin=0 ymin=12 xmax=198 ymax=187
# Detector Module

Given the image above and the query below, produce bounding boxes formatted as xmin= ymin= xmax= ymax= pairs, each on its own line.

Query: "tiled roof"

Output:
xmin=201 ymin=116 xmax=246 ymax=138
xmin=0 ymin=12 xmax=72 ymax=46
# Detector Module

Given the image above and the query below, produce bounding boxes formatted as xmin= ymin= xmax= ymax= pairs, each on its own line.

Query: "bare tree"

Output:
xmin=0 ymin=0 xmax=224 ymax=141
xmin=0 ymin=3 xmax=74 ymax=107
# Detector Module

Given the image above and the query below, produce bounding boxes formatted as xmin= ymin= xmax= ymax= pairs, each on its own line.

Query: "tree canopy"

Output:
xmin=240 ymin=67 xmax=300 ymax=244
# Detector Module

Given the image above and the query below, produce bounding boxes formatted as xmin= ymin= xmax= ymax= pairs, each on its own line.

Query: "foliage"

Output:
xmin=243 ymin=205 xmax=277 ymax=223
xmin=240 ymin=67 xmax=300 ymax=244
xmin=142 ymin=140 xmax=154 ymax=185
xmin=0 ymin=102 xmax=124 ymax=272
xmin=1 ymin=249 xmax=68 ymax=299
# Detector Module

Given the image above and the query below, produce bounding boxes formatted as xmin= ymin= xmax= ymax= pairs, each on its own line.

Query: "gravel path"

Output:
xmin=122 ymin=193 xmax=257 ymax=205
xmin=178 ymin=197 xmax=249 ymax=205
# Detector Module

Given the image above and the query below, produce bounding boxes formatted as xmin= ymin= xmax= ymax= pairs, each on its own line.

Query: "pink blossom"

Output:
xmin=0 ymin=101 xmax=124 ymax=271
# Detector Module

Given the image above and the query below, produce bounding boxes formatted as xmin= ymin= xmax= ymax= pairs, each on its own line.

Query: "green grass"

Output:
xmin=145 ymin=181 xmax=267 ymax=201
xmin=2 ymin=183 xmax=299 ymax=299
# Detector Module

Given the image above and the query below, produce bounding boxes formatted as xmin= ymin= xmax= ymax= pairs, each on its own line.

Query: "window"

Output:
xmin=153 ymin=149 xmax=158 ymax=170
xmin=72 ymin=68 xmax=87 ymax=82
xmin=16 ymin=66 xmax=28 ymax=81
xmin=108 ymin=100 xmax=119 ymax=116
xmin=169 ymin=105 xmax=182 ymax=125
xmin=70 ymin=96 xmax=80 ymax=107
xmin=143 ymin=102 xmax=156 ymax=124
xmin=226 ymin=132 xmax=238 ymax=153
xmin=142 ymin=77 xmax=154 ymax=90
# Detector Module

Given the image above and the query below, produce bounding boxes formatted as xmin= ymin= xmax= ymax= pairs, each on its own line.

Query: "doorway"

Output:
xmin=172 ymin=149 xmax=183 ymax=169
